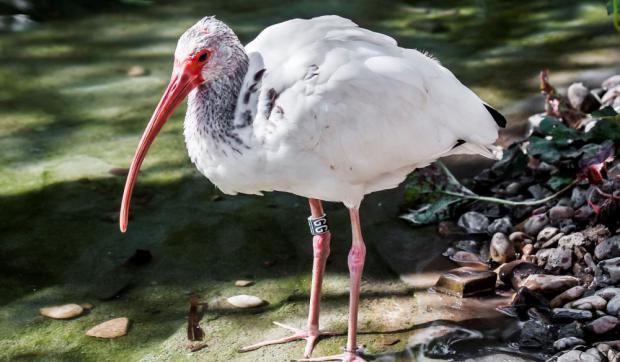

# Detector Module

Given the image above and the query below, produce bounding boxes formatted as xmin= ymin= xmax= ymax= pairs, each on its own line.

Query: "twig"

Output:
xmin=435 ymin=160 xmax=476 ymax=196
xmin=440 ymin=179 xmax=580 ymax=207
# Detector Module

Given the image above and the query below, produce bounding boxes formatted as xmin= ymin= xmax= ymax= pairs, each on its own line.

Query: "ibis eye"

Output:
xmin=198 ymin=52 xmax=208 ymax=62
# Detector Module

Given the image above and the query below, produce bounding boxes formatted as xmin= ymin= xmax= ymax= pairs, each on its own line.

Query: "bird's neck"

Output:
xmin=185 ymin=49 xmax=249 ymax=151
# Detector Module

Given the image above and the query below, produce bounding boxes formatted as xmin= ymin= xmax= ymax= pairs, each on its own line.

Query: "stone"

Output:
xmin=521 ymin=274 xmax=579 ymax=295
xmin=552 ymin=308 xmax=593 ymax=321
xmin=523 ymin=214 xmax=549 ymax=237
xmin=498 ymin=260 xmax=523 ymax=285
xmin=490 ymin=233 xmax=515 ymax=264
xmin=551 ymin=286 xmax=586 ymax=308
xmin=487 ymin=217 xmax=513 ymax=235
xmin=607 ymin=296 xmax=620 ymax=317
xmin=575 ymin=205 xmax=595 ymax=221
xmin=509 ymin=262 xmax=544 ymax=290
xmin=586 ymin=316 xmax=620 ymax=335
xmin=583 ymin=225 xmax=612 ymax=245
xmin=449 ymin=251 xmax=488 ymax=269
xmin=39 ymin=304 xmax=84 ymax=319
xmin=554 ymin=336 xmax=586 ymax=351
xmin=127 ymin=65 xmax=147 ymax=77
xmin=540 ymin=232 xmax=564 ymax=249
xmin=528 ymin=184 xmax=551 ymax=199
xmin=595 ymin=287 xmax=620 ymax=301
xmin=86 ymin=317 xmax=129 ymax=338
xmin=559 ymin=232 xmax=587 ymax=249
xmin=603 ymin=75 xmax=620 ymax=90
xmin=235 ymin=280 xmax=254 ymax=287
xmin=549 ymin=206 xmax=575 ymax=223
xmin=596 ymin=257 xmax=620 ymax=286
xmin=535 ymin=248 xmax=554 ymax=266
xmin=519 ymin=320 xmax=552 ymax=349
xmin=571 ymin=187 xmax=588 ymax=208
xmin=537 ymin=227 xmax=559 ymax=243
xmin=545 ymin=247 xmax=573 ymax=272
xmin=558 ymin=219 xmax=577 ymax=234
xmin=511 ymin=287 xmax=550 ymax=318
xmin=437 ymin=221 xmax=466 ymax=237
xmin=522 ymin=244 xmax=534 ymax=256
xmin=433 ymin=267 xmax=496 ymax=297
xmin=558 ymin=321 xmax=585 ymax=339
xmin=455 ymin=239 xmax=480 ymax=253
xmin=510 ymin=231 xmax=532 ymax=244
xmin=505 ymin=182 xmax=522 ymax=195
xmin=226 ymin=295 xmax=266 ymax=308
xmin=557 ymin=350 xmax=602 ymax=362
xmin=457 ymin=211 xmax=489 ymax=234
xmin=595 ymin=235 xmax=620 ymax=261
xmin=569 ymin=295 xmax=608 ymax=311
xmin=567 ymin=82 xmax=600 ymax=113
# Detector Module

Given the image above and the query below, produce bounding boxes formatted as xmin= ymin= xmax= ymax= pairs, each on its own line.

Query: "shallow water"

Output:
xmin=0 ymin=1 xmax=617 ymax=361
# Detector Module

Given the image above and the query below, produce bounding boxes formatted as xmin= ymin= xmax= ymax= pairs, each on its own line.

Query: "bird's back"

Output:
xmin=222 ymin=16 xmax=504 ymax=206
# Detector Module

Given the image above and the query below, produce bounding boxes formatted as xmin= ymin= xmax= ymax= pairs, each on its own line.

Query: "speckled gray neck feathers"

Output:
xmin=183 ymin=17 xmax=250 ymax=155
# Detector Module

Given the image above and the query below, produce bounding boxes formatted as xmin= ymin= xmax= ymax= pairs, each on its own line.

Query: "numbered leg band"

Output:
xmin=308 ymin=214 xmax=329 ymax=235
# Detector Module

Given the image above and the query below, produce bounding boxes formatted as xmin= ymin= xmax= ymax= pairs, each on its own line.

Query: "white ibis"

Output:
xmin=120 ymin=15 xmax=506 ymax=362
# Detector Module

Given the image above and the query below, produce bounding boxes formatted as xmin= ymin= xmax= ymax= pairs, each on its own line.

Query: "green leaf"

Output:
xmin=539 ymin=117 xmax=585 ymax=146
xmin=547 ymin=175 xmax=573 ymax=190
xmin=527 ymin=137 xmax=562 ymax=163
xmin=491 ymin=144 xmax=528 ymax=178
xmin=587 ymin=120 xmax=620 ymax=145
xmin=591 ymin=106 xmax=618 ymax=118
xmin=400 ymin=196 xmax=463 ymax=226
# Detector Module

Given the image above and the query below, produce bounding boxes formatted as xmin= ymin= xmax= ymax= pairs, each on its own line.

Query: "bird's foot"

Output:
xmin=293 ymin=350 xmax=367 ymax=362
xmin=238 ymin=321 xmax=339 ymax=357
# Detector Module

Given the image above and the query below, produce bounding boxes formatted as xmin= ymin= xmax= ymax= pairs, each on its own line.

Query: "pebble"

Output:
xmin=574 ymin=205 xmax=594 ymax=221
xmin=437 ymin=221 xmax=466 ymax=237
xmin=537 ymin=227 xmax=559 ymax=243
xmin=509 ymin=231 xmax=532 ymax=244
xmin=552 ymin=308 xmax=593 ymax=321
xmin=550 ymin=286 xmax=586 ymax=308
xmin=571 ymin=187 xmax=588 ymax=208
xmin=557 ymin=349 xmax=602 ymax=362
xmin=540 ymin=232 xmax=564 ymax=249
xmin=509 ymin=262 xmax=544 ymax=290
xmin=535 ymin=248 xmax=554 ymax=266
xmin=596 ymin=257 xmax=620 ymax=286
xmin=582 ymin=225 xmax=611 ymax=245
xmin=449 ymin=251 xmax=488 ymax=269
xmin=520 ymin=274 xmax=579 ymax=295
xmin=545 ymin=247 xmax=573 ymax=272
xmin=39 ymin=304 xmax=84 ymax=319
xmin=455 ymin=240 xmax=480 ymax=253
xmin=497 ymin=260 xmax=523 ymax=285
xmin=226 ymin=295 xmax=266 ymax=308
xmin=528 ymin=184 xmax=551 ymax=199
xmin=602 ymin=74 xmax=620 ymax=90
xmin=490 ymin=233 xmax=515 ymax=264
xmin=523 ymin=214 xmax=549 ymax=237
xmin=559 ymin=232 xmax=587 ymax=249
xmin=586 ymin=316 xmax=620 ymax=335
xmin=487 ymin=217 xmax=513 ymax=235
xmin=519 ymin=320 xmax=553 ymax=348
xmin=554 ymin=336 xmax=586 ymax=351
xmin=234 ymin=280 xmax=255 ymax=287
xmin=568 ymin=82 xmax=600 ymax=112
xmin=505 ymin=181 xmax=522 ymax=195
xmin=86 ymin=317 xmax=130 ymax=338
xmin=457 ymin=211 xmax=490 ymax=234
xmin=568 ymin=295 xmax=608 ymax=311
xmin=434 ymin=267 xmax=496 ymax=297
xmin=558 ymin=321 xmax=585 ymax=339
xmin=594 ymin=235 xmax=620 ymax=261
xmin=127 ymin=65 xmax=147 ymax=77
xmin=595 ymin=287 xmax=620 ymax=301
xmin=607 ymin=296 xmax=620 ymax=317
xmin=549 ymin=206 xmax=575 ymax=223
xmin=522 ymin=244 xmax=534 ymax=256
xmin=558 ymin=219 xmax=577 ymax=234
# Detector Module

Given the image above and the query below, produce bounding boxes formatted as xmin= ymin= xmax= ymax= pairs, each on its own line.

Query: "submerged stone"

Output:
xmin=434 ymin=267 xmax=496 ymax=297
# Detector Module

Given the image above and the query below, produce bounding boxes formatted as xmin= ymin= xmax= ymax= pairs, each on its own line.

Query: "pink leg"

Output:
xmin=296 ymin=207 xmax=367 ymax=362
xmin=240 ymin=199 xmax=338 ymax=357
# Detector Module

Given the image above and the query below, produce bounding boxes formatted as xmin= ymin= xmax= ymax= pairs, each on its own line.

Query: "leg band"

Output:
xmin=308 ymin=214 xmax=329 ymax=235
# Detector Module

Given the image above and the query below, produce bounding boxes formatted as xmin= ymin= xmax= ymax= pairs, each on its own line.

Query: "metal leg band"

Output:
xmin=308 ymin=214 xmax=329 ymax=235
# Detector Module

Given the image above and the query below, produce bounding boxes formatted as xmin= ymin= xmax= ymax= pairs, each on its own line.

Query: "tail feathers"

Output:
xmin=446 ymin=142 xmax=502 ymax=160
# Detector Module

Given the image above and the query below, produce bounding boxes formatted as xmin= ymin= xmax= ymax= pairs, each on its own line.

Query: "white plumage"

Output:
xmin=121 ymin=15 xmax=505 ymax=362
xmin=183 ymin=15 xmax=500 ymax=208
